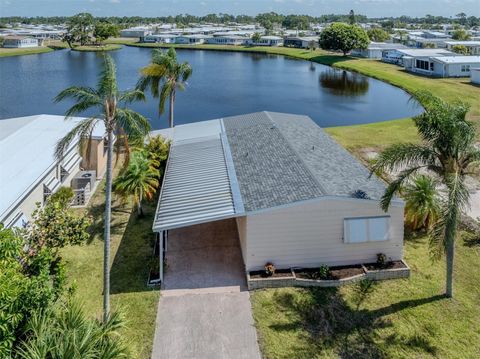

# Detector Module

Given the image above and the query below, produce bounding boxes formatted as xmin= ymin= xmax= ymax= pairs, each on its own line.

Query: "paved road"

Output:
xmin=151 ymin=220 xmax=261 ymax=359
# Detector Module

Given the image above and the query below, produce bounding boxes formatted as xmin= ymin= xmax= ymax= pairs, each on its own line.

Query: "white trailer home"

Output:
xmin=152 ymin=112 xmax=405 ymax=282
xmin=0 ymin=115 xmax=108 ymax=228
xmin=3 ymin=36 xmax=40 ymax=48
xmin=430 ymin=56 xmax=480 ymax=77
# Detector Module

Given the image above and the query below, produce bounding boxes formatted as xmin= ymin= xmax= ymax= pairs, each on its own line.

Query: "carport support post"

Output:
xmin=159 ymin=231 xmax=164 ymax=283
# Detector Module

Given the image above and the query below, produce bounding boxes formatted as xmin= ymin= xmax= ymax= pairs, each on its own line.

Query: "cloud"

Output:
xmin=109 ymin=0 xmax=120 ymax=3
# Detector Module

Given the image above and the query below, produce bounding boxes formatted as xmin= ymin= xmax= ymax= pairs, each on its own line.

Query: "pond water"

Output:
xmin=0 ymin=46 xmax=421 ymax=129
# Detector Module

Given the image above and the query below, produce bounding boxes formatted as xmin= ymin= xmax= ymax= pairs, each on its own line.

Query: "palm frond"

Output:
xmin=371 ymin=143 xmax=436 ymax=176
xmin=97 ymin=54 xmax=118 ymax=98
xmin=119 ymin=89 xmax=145 ymax=103
xmin=54 ymin=86 xmax=100 ymax=104
xmin=380 ymin=166 xmax=426 ymax=211
xmin=55 ymin=117 xmax=99 ymax=160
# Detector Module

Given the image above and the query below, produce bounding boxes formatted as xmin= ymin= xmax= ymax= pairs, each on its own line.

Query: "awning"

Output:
xmin=62 ymin=150 xmax=81 ymax=173
xmin=44 ymin=176 xmax=61 ymax=193
xmin=5 ymin=211 xmax=28 ymax=229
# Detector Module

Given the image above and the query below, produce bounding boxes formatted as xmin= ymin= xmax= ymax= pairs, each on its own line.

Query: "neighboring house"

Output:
xmin=445 ymin=41 xmax=480 ymax=55
xmin=382 ymin=48 xmax=462 ymax=76
xmin=175 ymin=34 xmax=210 ymax=45
xmin=3 ymin=36 xmax=40 ymax=48
xmin=141 ymin=34 xmax=177 ymax=44
xmin=0 ymin=115 xmax=108 ymax=228
xmin=284 ymin=36 xmax=319 ymax=49
xmin=206 ymin=35 xmax=247 ymax=46
xmin=351 ymin=42 xmax=407 ymax=59
xmin=430 ymin=56 xmax=480 ymax=77
xmin=152 ymin=112 xmax=404 ymax=282
xmin=120 ymin=28 xmax=152 ymax=38
xmin=471 ymin=68 xmax=480 ymax=84
xmin=246 ymin=36 xmax=284 ymax=47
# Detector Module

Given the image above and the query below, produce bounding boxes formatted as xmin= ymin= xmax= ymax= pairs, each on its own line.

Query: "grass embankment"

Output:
xmin=124 ymin=42 xmax=480 ymax=150
xmin=63 ymin=177 xmax=159 ymax=359
xmin=0 ymin=40 xmax=68 ymax=57
xmin=72 ymin=44 xmax=122 ymax=52
xmin=252 ymin=233 xmax=480 ymax=359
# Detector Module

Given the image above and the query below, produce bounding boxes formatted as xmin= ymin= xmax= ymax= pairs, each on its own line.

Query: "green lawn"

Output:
xmin=72 ymin=44 xmax=122 ymax=52
xmin=62 ymin=180 xmax=159 ymax=359
xmin=0 ymin=46 xmax=54 ymax=57
xmin=251 ymin=232 xmax=480 ymax=359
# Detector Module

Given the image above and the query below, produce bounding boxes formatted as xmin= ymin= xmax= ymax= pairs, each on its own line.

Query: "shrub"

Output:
xmin=318 ymin=264 xmax=330 ymax=279
xmin=48 ymin=186 xmax=74 ymax=208
xmin=376 ymin=253 xmax=388 ymax=268
xmin=264 ymin=262 xmax=276 ymax=276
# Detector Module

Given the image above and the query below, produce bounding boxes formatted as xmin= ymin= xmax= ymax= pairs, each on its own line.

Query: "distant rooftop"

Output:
xmin=431 ymin=55 xmax=480 ymax=64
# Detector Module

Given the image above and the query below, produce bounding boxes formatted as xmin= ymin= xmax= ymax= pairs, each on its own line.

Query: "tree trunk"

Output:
xmin=169 ymin=91 xmax=175 ymax=128
xmin=137 ymin=189 xmax=143 ymax=217
xmin=445 ymin=226 xmax=456 ymax=298
xmin=445 ymin=204 xmax=459 ymax=298
xmin=103 ymin=130 xmax=113 ymax=322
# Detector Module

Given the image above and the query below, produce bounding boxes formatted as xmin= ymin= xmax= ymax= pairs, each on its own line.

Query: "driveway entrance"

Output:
xmin=151 ymin=219 xmax=261 ymax=359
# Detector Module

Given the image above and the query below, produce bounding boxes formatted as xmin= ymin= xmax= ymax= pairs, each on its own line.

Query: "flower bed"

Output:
xmin=247 ymin=269 xmax=295 ymax=290
xmin=247 ymin=261 xmax=410 ymax=290
xmin=362 ymin=260 xmax=410 ymax=281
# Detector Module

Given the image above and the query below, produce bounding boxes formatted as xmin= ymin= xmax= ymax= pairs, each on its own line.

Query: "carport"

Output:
xmin=152 ymin=119 xmax=244 ymax=284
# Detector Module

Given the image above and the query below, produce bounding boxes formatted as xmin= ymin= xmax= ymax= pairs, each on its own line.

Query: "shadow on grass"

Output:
xmin=269 ymin=288 xmax=443 ymax=358
xmin=110 ymin=201 xmax=157 ymax=294
xmin=310 ymin=54 xmax=356 ymax=66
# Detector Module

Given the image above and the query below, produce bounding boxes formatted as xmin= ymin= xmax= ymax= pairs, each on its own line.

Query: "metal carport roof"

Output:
xmin=152 ymin=120 xmax=243 ymax=232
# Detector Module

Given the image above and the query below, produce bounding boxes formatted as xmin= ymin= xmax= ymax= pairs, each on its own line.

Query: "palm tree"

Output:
xmin=17 ymin=300 xmax=128 ymax=358
xmin=113 ymin=151 xmax=160 ymax=216
xmin=54 ymin=54 xmax=150 ymax=321
xmin=372 ymin=91 xmax=480 ymax=298
xmin=402 ymin=175 xmax=441 ymax=230
xmin=137 ymin=47 xmax=192 ymax=128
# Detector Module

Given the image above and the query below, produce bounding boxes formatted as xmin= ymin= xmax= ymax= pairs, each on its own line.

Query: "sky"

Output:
xmin=0 ymin=0 xmax=478 ymax=18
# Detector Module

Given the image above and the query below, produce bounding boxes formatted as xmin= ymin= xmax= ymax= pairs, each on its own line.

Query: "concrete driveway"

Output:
xmin=151 ymin=219 xmax=261 ymax=359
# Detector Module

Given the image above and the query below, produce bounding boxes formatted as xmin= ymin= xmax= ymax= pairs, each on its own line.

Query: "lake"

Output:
xmin=0 ymin=46 xmax=421 ymax=129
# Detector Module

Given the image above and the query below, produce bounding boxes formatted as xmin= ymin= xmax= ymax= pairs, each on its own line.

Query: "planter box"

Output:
xmin=362 ymin=260 xmax=410 ymax=281
xmin=294 ymin=270 xmax=366 ymax=288
xmin=247 ymin=268 xmax=295 ymax=290
xmin=246 ymin=260 xmax=411 ymax=290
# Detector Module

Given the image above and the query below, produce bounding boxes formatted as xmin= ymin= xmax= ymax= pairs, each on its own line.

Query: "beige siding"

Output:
xmin=244 ymin=199 xmax=404 ymax=271
xmin=236 ymin=216 xmax=247 ymax=268
xmin=81 ymin=138 xmax=107 ymax=179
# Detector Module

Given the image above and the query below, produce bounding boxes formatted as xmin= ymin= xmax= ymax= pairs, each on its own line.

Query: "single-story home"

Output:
xmin=246 ymin=36 xmax=283 ymax=47
xmin=206 ymin=35 xmax=247 ymax=46
xmin=284 ymin=36 xmax=319 ymax=49
xmin=471 ymin=68 xmax=480 ymax=84
xmin=429 ymin=56 xmax=480 ymax=77
xmin=120 ymin=28 xmax=152 ymax=38
xmin=445 ymin=41 xmax=480 ymax=55
xmin=141 ymin=34 xmax=177 ymax=44
xmin=3 ymin=36 xmax=40 ymax=48
xmin=351 ymin=42 xmax=407 ymax=59
xmin=0 ymin=115 xmax=108 ymax=228
xmin=152 ymin=112 xmax=404 ymax=282
xmin=175 ymin=34 xmax=210 ymax=45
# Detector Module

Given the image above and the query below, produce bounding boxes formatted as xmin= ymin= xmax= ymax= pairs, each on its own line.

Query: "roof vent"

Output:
xmin=351 ymin=189 xmax=370 ymax=200
xmin=312 ymin=145 xmax=315 ymax=151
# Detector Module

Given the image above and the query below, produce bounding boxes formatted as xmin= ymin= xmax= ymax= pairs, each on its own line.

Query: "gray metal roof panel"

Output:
xmin=152 ymin=136 xmax=237 ymax=231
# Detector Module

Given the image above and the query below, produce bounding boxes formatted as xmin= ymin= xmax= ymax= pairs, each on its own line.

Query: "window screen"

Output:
xmin=344 ymin=216 xmax=390 ymax=243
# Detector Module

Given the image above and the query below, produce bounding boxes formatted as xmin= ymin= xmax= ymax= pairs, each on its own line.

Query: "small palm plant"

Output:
xmin=54 ymin=54 xmax=150 ymax=321
xmin=16 ymin=300 xmax=128 ymax=358
xmin=113 ymin=151 xmax=160 ymax=216
xmin=137 ymin=47 xmax=192 ymax=128
xmin=403 ymin=175 xmax=441 ymax=230
xmin=372 ymin=91 xmax=480 ymax=298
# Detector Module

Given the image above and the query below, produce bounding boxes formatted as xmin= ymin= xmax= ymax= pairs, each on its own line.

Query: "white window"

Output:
xmin=344 ymin=216 xmax=390 ymax=243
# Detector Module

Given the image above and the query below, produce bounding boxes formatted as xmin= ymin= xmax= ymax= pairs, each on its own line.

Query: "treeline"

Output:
xmin=1 ymin=12 xmax=479 ymax=29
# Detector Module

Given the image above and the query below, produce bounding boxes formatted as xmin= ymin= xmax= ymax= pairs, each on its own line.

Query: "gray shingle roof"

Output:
xmin=222 ymin=111 xmax=386 ymax=212
xmin=223 ymin=112 xmax=324 ymax=212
